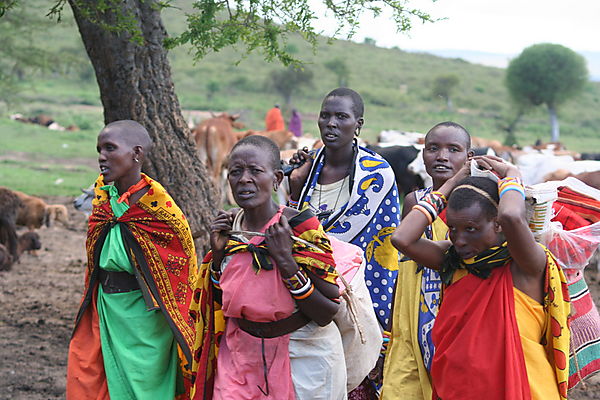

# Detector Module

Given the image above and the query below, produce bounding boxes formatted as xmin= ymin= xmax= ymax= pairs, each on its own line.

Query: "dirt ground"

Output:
xmin=1 ymin=197 xmax=599 ymax=399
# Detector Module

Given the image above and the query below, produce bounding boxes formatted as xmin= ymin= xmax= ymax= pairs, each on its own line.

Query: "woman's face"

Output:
xmin=97 ymin=128 xmax=138 ymax=185
xmin=318 ymin=96 xmax=363 ymax=151
xmin=423 ymin=126 xmax=470 ymax=183
xmin=227 ymin=145 xmax=281 ymax=209
xmin=446 ymin=203 xmax=501 ymax=260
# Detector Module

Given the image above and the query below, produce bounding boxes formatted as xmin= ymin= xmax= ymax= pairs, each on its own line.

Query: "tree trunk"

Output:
xmin=548 ymin=105 xmax=560 ymax=142
xmin=446 ymin=96 xmax=453 ymax=112
xmin=68 ymin=0 xmax=217 ymax=250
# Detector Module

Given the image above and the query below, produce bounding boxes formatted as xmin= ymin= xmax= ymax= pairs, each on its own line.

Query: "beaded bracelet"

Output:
xmin=283 ymin=269 xmax=310 ymax=291
xmin=498 ymin=176 xmax=525 ymax=200
xmin=210 ymin=271 xmax=221 ymax=289
xmin=412 ymin=204 xmax=434 ymax=225
xmin=431 ymin=191 xmax=448 ymax=206
xmin=381 ymin=330 xmax=391 ymax=356
xmin=288 ymin=197 xmax=299 ymax=207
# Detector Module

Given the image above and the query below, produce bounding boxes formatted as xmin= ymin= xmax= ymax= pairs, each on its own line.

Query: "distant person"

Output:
xmin=265 ymin=104 xmax=285 ymax=131
xmin=289 ymin=109 xmax=303 ymax=137
xmin=66 ymin=120 xmax=197 ymax=399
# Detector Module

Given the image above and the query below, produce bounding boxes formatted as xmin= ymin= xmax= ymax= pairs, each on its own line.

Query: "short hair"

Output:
xmin=323 ymin=87 xmax=364 ymax=118
xmin=231 ymin=135 xmax=281 ymax=171
xmin=103 ymin=120 xmax=153 ymax=153
xmin=426 ymin=121 xmax=471 ymax=150
xmin=448 ymin=176 xmax=499 ymax=220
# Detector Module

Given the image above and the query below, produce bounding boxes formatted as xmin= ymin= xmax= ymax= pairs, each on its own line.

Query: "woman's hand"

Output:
xmin=209 ymin=210 xmax=235 ymax=255
xmin=473 ymin=155 xmax=521 ymax=179
xmin=264 ymin=215 xmax=297 ymax=277
xmin=288 ymin=148 xmax=314 ymax=201
xmin=438 ymin=159 xmax=471 ymax=198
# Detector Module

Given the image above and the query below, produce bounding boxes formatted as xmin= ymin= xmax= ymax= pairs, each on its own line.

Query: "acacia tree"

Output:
xmin=268 ymin=66 xmax=314 ymax=107
xmin=506 ymin=43 xmax=588 ymax=142
xmin=1 ymin=0 xmax=433 ymax=248
xmin=324 ymin=58 xmax=350 ymax=87
xmin=432 ymin=74 xmax=459 ymax=111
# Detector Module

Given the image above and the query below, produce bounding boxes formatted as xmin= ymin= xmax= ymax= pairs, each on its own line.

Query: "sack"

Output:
xmin=330 ymin=237 xmax=383 ymax=392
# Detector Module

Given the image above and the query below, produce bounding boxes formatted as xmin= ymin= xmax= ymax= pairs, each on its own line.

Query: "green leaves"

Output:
xmin=506 ymin=43 xmax=588 ymax=109
xmin=166 ymin=0 xmax=434 ymax=65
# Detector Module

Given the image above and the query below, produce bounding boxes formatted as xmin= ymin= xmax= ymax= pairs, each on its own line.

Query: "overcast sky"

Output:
xmin=312 ymin=0 xmax=600 ymax=74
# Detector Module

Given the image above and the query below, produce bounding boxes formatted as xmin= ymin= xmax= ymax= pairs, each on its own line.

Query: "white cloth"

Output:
xmin=289 ymin=321 xmax=347 ymax=400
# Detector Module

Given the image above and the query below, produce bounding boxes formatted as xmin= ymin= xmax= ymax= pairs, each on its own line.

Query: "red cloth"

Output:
xmin=431 ymin=265 xmax=531 ymax=400
xmin=555 ymin=187 xmax=600 ymax=223
xmin=265 ymin=107 xmax=285 ymax=131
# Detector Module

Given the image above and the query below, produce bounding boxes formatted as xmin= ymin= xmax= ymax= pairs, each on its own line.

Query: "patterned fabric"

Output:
xmin=440 ymin=242 xmax=511 ymax=285
xmin=431 ymin=246 xmax=570 ymax=400
xmin=69 ymin=173 xmax=198 ymax=398
xmin=190 ymin=209 xmax=338 ymax=399
xmin=294 ymin=145 xmax=401 ymax=327
xmin=413 ymin=187 xmax=443 ymax=372
xmin=551 ymin=198 xmax=600 ymax=388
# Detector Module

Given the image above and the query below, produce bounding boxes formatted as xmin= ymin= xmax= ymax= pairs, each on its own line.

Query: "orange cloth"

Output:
xmin=514 ymin=288 xmax=561 ymax=400
xmin=265 ymin=107 xmax=285 ymax=131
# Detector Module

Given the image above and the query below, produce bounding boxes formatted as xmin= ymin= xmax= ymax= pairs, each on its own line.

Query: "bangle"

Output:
xmin=412 ymin=204 xmax=433 ymax=225
xmin=417 ymin=200 xmax=438 ymax=221
xmin=500 ymin=186 xmax=526 ymax=200
xmin=293 ymin=284 xmax=314 ymax=300
xmin=288 ymin=277 xmax=312 ymax=295
xmin=282 ymin=269 xmax=310 ymax=291
xmin=498 ymin=177 xmax=525 ymax=200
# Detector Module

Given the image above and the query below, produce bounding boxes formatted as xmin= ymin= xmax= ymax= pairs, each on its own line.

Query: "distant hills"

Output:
xmin=417 ymin=49 xmax=600 ymax=81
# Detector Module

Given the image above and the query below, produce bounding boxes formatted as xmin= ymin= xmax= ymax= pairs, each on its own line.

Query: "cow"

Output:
xmin=366 ymin=144 xmax=424 ymax=200
xmin=192 ymin=113 xmax=243 ymax=203
xmin=237 ymin=129 xmax=295 ymax=149
xmin=543 ymin=170 xmax=600 ymax=191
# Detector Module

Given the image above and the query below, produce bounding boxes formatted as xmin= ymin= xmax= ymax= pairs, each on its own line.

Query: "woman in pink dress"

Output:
xmin=191 ymin=135 xmax=347 ymax=399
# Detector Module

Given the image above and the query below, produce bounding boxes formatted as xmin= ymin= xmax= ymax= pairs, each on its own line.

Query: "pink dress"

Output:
xmin=214 ymin=208 xmax=297 ymax=399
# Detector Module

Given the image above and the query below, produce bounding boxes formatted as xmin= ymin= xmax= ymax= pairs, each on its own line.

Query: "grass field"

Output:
xmin=1 ymin=1 xmax=599 ymax=197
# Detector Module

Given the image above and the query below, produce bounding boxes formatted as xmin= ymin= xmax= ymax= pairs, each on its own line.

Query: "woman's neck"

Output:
xmin=242 ymin=201 xmax=279 ymax=231
xmin=114 ymin=172 xmax=142 ymax=195
xmin=324 ymin=143 xmax=354 ymax=168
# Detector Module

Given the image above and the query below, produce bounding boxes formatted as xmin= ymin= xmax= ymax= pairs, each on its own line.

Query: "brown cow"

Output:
xmin=192 ymin=113 xmax=243 ymax=203
xmin=237 ymin=129 xmax=294 ymax=149
xmin=543 ymin=169 xmax=600 ymax=191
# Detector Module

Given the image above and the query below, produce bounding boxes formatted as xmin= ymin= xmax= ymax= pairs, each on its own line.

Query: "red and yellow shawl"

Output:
xmin=67 ymin=174 xmax=198 ymax=399
xmin=431 ymin=247 xmax=570 ymax=400
xmin=189 ymin=208 xmax=337 ymax=400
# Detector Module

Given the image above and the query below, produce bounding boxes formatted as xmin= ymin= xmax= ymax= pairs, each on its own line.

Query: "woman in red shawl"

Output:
xmin=391 ymin=155 xmax=570 ymax=400
xmin=66 ymin=120 xmax=197 ymax=400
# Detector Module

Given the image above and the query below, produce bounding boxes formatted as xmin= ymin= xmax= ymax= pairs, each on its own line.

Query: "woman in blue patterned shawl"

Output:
xmin=288 ymin=88 xmax=401 ymax=399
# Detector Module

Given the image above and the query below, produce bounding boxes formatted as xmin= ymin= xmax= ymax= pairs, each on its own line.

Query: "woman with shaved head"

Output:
xmin=66 ymin=120 xmax=197 ymax=399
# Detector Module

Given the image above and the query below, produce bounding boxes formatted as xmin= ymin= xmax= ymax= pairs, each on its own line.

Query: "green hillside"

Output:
xmin=1 ymin=1 xmax=599 ymax=196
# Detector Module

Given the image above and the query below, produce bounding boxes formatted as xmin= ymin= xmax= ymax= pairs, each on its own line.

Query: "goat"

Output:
xmin=0 ymin=188 xmax=22 ymax=262
xmin=73 ymin=185 xmax=94 ymax=216
xmin=0 ymin=188 xmax=69 ymax=230
xmin=0 ymin=231 xmax=41 ymax=271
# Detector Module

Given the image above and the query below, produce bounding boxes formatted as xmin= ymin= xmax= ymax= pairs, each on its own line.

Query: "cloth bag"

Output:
xmin=329 ymin=236 xmax=383 ymax=392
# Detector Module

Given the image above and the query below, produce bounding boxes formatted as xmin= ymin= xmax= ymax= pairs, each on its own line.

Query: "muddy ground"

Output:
xmin=0 ymin=197 xmax=599 ymax=399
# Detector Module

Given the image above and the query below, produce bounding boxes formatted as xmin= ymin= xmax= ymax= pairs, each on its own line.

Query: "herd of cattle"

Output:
xmin=0 ymin=187 xmax=69 ymax=270
xmin=188 ymin=112 xmax=600 ymax=202
xmin=2 ymin=113 xmax=599 ymax=272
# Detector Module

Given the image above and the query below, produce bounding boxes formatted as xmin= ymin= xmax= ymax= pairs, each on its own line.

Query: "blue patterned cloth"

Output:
xmin=415 ymin=187 xmax=443 ymax=371
xmin=295 ymin=145 xmax=401 ymax=328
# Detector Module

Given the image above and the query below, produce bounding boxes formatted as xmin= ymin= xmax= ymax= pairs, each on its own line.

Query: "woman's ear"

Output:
xmin=355 ymin=117 xmax=365 ymax=136
xmin=467 ymin=149 xmax=475 ymax=159
xmin=494 ymin=218 xmax=502 ymax=233
xmin=133 ymin=145 xmax=144 ymax=162
xmin=274 ymin=170 xmax=284 ymax=190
